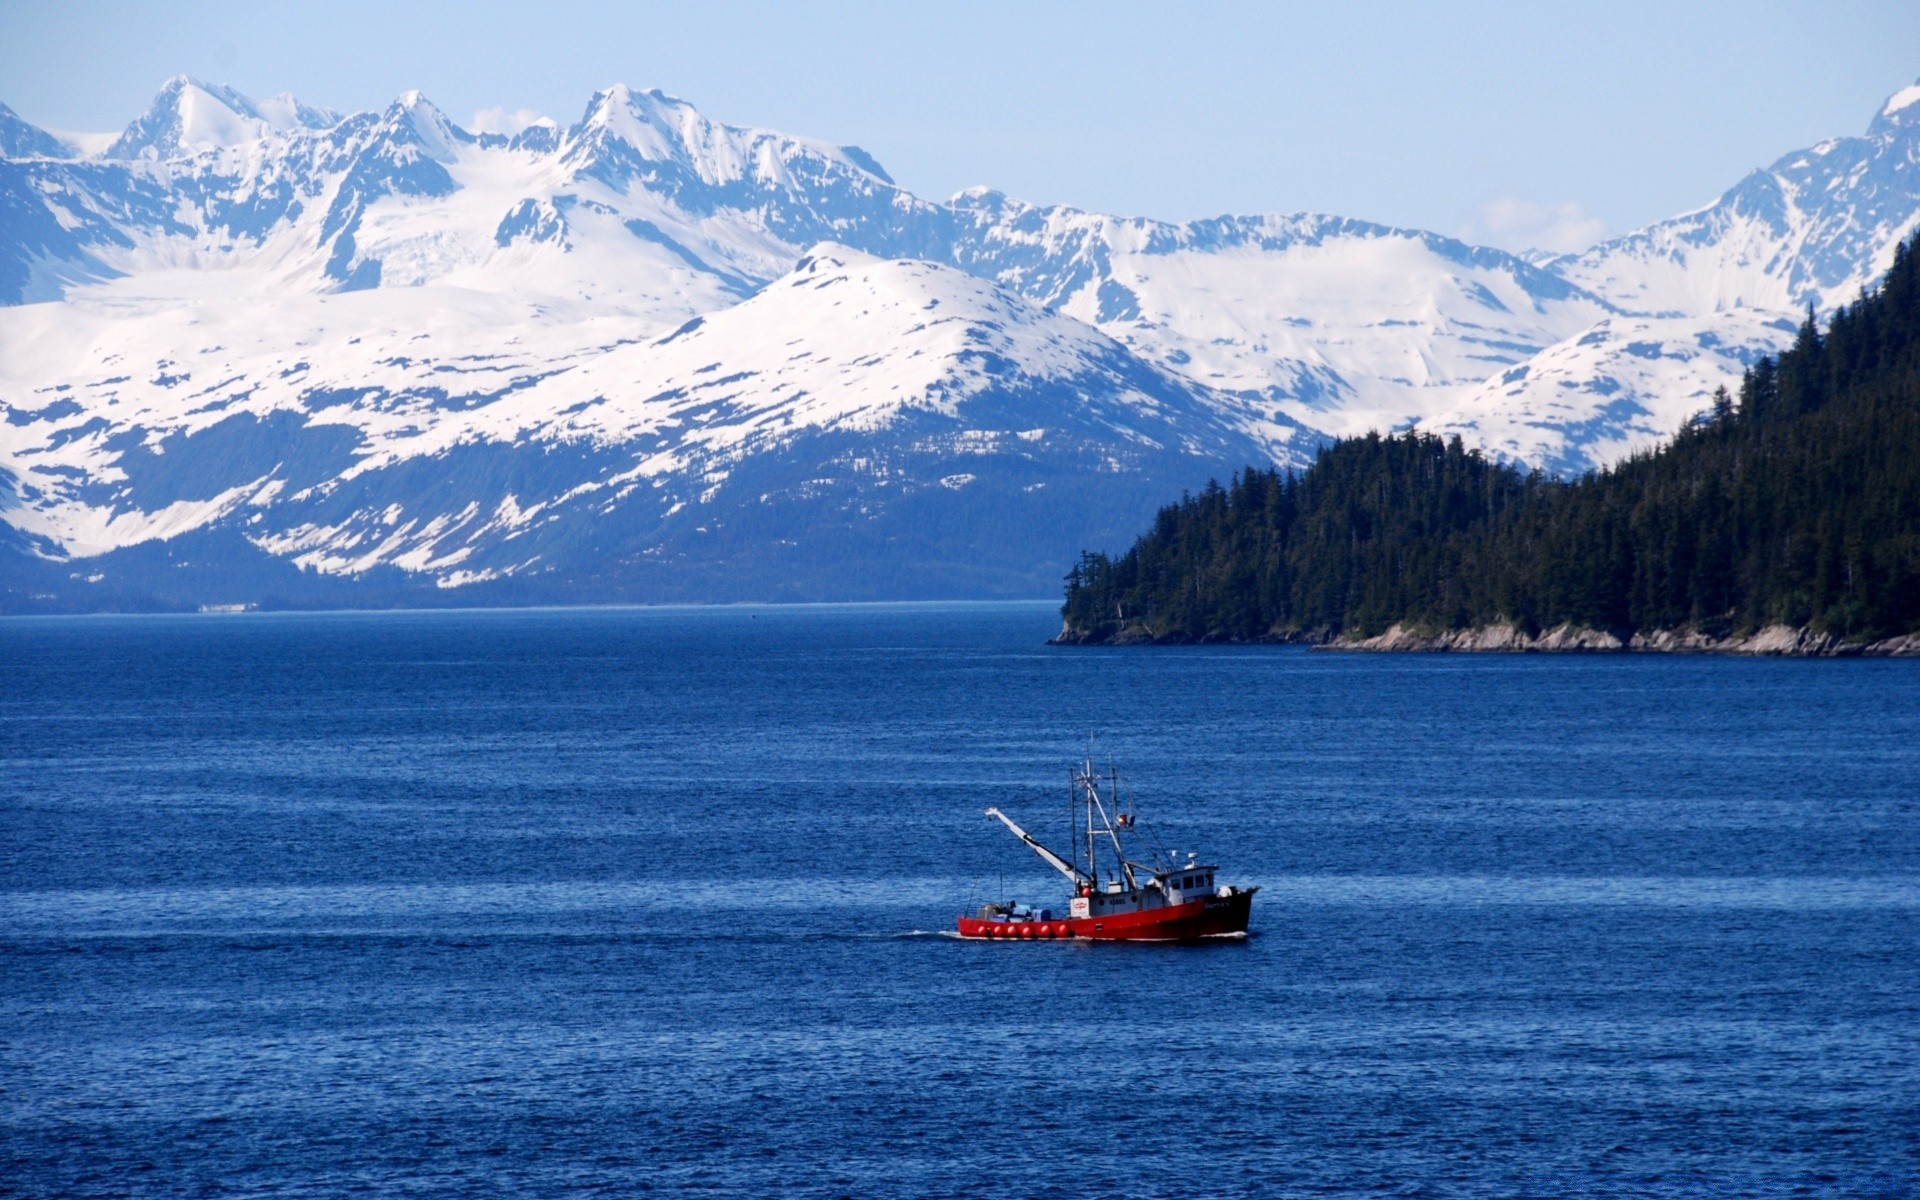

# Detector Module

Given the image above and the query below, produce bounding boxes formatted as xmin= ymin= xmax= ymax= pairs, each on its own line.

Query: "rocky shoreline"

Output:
xmin=1054 ymin=620 xmax=1920 ymax=656
xmin=1328 ymin=622 xmax=1920 ymax=656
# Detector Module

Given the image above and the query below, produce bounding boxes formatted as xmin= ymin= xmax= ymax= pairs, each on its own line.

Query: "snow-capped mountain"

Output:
xmin=0 ymin=74 xmax=1631 ymax=427
xmin=105 ymin=76 xmax=342 ymax=160
xmin=0 ymin=79 xmax=925 ymax=312
xmin=1560 ymin=83 xmax=1920 ymax=316
xmin=1430 ymin=82 xmax=1920 ymax=469
xmin=1422 ymin=308 xmax=1802 ymax=472
xmin=942 ymin=191 xmax=1620 ymax=438
xmin=3 ymin=74 xmax=1919 ymax=608
xmin=0 ymin=239 xmax=1299 ymax=605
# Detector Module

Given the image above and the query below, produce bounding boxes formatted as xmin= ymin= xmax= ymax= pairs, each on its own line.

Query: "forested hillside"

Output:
xmin=1058 ymin=238 xmax=1920 ymax=648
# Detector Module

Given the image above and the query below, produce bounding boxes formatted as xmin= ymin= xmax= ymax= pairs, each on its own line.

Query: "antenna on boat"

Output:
xmin=1090 ymin=748 xmax=1105 ymax=890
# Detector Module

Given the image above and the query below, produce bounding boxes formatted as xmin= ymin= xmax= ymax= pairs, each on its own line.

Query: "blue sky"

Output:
xmin=2 ymin=1 xmax=1914 ymax=252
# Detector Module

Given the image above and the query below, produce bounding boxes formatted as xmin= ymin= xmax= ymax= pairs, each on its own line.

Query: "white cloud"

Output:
xmin=470 ymin=106 xmax=553 ymax=136
xmin=1458 ymin=197 xmax=1609 ymax=257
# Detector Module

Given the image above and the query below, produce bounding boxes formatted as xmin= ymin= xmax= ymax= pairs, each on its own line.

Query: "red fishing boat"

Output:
xmin=957 ymin=758 xmax=1256 ymax=941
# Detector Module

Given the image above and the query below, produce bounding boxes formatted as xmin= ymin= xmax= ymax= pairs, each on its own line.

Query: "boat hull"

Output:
xmin=955 ymin=889 xmax=1253 ymax=942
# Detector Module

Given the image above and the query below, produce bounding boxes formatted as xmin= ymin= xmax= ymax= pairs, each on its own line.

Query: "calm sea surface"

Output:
xmin=3 ymin=603 xmax=1917 ymax=1198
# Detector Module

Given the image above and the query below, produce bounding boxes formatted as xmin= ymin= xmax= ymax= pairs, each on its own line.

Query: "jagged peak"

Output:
xmin=581 ymin=83 xmax=684 ymax=124
xmin=575 ymin=83 xmax=719 ymax=148
xmin=376 ymin=90 xmax=470 ymax=160
xmin=1869 ymin=78 xmax=1920 ymax=137
xmin=567 ymin=84 xmax=685 ymax=165
xmin=155 ymin=74 xmax=256 ymax=110
xmin=567 ymin=83 xmax=895 ymax=185
xmin=106 ymin=76 xmax=269 ymax=159
xmin=595 ymin=82 xmax=637 ymax=107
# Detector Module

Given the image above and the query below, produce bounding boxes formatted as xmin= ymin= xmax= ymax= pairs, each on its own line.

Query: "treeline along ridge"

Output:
xmin=1058 ymin=237 xmax=1920 ymax=646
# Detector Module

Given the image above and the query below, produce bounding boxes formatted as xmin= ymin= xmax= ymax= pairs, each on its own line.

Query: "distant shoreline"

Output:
xmin=0 ymin=597 xmax=1062 ymax=621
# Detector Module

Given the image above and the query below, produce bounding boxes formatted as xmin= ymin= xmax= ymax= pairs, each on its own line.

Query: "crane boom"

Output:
xmin=984 ymin=807 xmax=1090 ymax=886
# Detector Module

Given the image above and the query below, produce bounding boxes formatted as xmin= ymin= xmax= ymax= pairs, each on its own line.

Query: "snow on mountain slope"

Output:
xmin=1422 ymin=308 xmax=1800 ymax=473
xmin=0 ymin=79 xmax=929 ymax=315
xmin=105 ymin=77 xmax=331 ymax=160
xmin=1416 ymin=78 xmax=1920 ymax=470
xmin=19 ymin=75 xmax=1918 ymax=485
xmin=8 ymin=74 xmax=1920 ymax=607
xmin=0 ymin=277 xmax=644 ymax=558
xmin=458 ymin=245 xmax=1302 ymax=476
xmin=0 ymin=246 xmax=1298 ymax=602
xmin=0 ymin=77 xmax=1621 ymax=453
xmin=326 ymin=83 xmax=937 ymax=303
xmin=0 ymin=103 xmax=81 ymax=159
xmin=1559 ymin=81 xmax=1920 ymax=317
xmin=943 ymin=192 xmax=1619 ymax=439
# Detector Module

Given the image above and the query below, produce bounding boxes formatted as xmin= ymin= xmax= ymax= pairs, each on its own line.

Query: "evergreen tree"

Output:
xmin=1061 ymin=236 xmax=1920 ymax=646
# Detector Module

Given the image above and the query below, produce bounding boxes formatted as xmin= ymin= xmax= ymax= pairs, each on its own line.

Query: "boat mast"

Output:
xmin=1070 ymin=767 xmax=1079 ymax=888
xmin=1074 ymin=758 xmax=1140 ymax=893
xmin=1106 ymin=766 xmax=1140 ymax=892
xmin=1083 ymin=755 xmax=1098 ymax=888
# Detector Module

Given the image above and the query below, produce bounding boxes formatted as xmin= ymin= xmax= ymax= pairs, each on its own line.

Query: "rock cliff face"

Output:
xmin=1329 ymin=623 xmax=1624 ymax=652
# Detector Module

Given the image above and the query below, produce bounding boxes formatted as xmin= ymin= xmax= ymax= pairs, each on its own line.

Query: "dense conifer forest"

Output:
xmin=1058 ymin=237 xmax=1920 ymax=647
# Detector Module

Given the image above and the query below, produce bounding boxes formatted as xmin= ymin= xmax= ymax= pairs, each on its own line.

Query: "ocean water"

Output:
xmin=2 ymin=602 xmax=1916 ymax=1199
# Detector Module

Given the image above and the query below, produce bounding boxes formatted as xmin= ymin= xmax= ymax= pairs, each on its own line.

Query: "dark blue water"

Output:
xmin=3 ymin=604 xmax=1917 ymax=1198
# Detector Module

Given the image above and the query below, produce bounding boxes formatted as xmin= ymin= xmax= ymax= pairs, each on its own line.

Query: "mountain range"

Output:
xmin=2 ymin=76 xmax=1917 ymax=608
